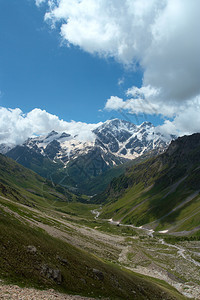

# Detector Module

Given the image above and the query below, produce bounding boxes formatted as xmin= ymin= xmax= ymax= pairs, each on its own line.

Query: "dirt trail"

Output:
xmin=167 ymin=209 xmax=200 ymax=234
xmin=0 ymin=195 xmax=124 ymax=260
xmin=118 ymin=198 xmax=150 ymax=222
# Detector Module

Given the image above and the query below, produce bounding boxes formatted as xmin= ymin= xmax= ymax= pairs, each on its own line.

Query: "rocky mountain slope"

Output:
xmin=94 ymin=133 xmax=200 ymax=235
xmin=94 ymin=119 xmax=170 ymax=158
xmin=5 ymin=119 xmax=173 ymax=194
xmin=0 ymin=143 xmax=14 ymax=154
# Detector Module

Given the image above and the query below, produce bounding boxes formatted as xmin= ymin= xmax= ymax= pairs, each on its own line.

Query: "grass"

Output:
xmin=160 ymin=230 xmax=200 ymax=242
xmin=99 ymin=166 xmax=200 ymax=231
xmin=0 ymin=146 xmax=198 ymax=299
xmin=94 ymin=135 xmax=200 ymax=234
xmin=0 ymin=201 xmax=185 ymax=299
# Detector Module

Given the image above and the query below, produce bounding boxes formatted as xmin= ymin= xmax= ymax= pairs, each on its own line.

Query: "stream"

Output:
xmin=91 ymin=208 xmax=102 ymax=219
xmin=159 ymin=238 xmax=200 ymax=267
xmin=91 ymin=209 xmax=200 ymax=268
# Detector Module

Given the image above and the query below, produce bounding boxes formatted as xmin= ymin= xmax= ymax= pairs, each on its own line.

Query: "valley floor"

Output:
xmin=0 ymin=195 xmax=199 ymax=299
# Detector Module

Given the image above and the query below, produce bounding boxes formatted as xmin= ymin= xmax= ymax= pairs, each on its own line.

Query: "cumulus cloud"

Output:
xmin=44 ymin=0 xmax=163 ymax=64
xmin=105 ymin=94 xmax=200 ymax=136
xmin=105 ymin=96 xmax=124 ymax=111
xmin=156 ymin=97 xmax=200 ymax=137
xmin=105 ymin=89 xmax=178 ymax=118
xmin=37 ymin=0 xmax=200 ymax=136
xmin=43 ymin=0 xmax=200 ymax=103
xmin=0 ymin=107 xmax=101 ymax=145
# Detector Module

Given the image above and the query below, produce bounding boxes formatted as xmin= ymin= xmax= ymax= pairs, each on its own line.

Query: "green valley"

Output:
xmin=1 ymin=134 xmax=200 ymax=299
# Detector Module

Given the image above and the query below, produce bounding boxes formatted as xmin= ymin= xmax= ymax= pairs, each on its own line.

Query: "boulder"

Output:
xmin=41 ymin=264 xmax=62 ymax=284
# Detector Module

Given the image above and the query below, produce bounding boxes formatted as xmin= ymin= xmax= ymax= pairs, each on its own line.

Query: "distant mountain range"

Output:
xmin=3 ymin=119 xmax=175 ymax=194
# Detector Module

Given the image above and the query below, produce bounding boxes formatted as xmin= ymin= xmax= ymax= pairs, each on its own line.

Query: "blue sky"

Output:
xmin=0 ymin=0 xmax=164 ymax=125
xmin=0 ymin=0 xmax=200 ymax=145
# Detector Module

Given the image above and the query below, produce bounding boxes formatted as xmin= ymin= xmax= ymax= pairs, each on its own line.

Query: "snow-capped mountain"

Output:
xmin=6 ymin=119 xmax=172 ymax=163
xmin=4 ymin=119 xmax=175 ymax=194
xmin=0 ymin=143 xmax=14 ymax=154
xmin=94 ymin=119 xmax=171 ymax=159
xmin=24 ymin=130 xmax=95 ymax=163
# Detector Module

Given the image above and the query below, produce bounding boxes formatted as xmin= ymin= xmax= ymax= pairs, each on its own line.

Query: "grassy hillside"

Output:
xmin=0 ymin=199 xmax=185 ymax=299
xmin=0 ymin=153 xmax=87 ymax=208
xmin=0 ymin=154 xmax=185 ymax=299
xmin=78 ymin=150 xmax=159 ymax=196
xmin=96 ymin=134 xmax=200 ymax=234
xmin=6 ymin=145 xmax=78 ymax=189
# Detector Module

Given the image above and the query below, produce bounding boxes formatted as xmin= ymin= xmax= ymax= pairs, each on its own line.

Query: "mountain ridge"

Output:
xmin=94 ymin=133 xmax=200 ymax=235
xmin=4 ymin=119 xmax=173 ymax=161
xmin=4 ymin=119 xmax=174 ymax=194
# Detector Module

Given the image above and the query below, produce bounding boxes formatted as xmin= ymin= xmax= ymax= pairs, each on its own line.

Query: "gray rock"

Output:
xmin=27 ymin=245 xmax=37 ymax=254
xmin=80 ymin=278 xmax=86 ymax=284
xmin=41 ymin=264 xmax=62 ymax=284
xmin=56 ymin=255 xmax=68 ymax=265
xmin=92 ymin=269 xmax=104 ymax=281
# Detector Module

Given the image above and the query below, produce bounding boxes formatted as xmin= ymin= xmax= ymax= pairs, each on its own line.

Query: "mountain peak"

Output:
xmin=98 ymin=118 xmax=136 ymax=132
xmin=4 ymin=118 xmax=172 ymax=166
xmin=45 ymin=130 xmax=59 ymax=140
xmin=59 ymin=132 xmax=71 ymax=139
xmin=166 ymin=133 xmax=200 ymax=157
xmin=139 ymin=121 xmax=153 ymax=128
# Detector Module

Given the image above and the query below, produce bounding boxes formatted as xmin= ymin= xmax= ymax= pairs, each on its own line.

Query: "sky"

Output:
xmin=0 ymin=0 xmax=200 ymax=145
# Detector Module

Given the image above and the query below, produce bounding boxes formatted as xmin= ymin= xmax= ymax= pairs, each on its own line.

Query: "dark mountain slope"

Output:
xmin=6 ymin=144 xmax=127 ymax=195
xmin=0 ymin=153 xmax=83 ymax=206
xmin=95 ymin=134 xmax=200 ymax=234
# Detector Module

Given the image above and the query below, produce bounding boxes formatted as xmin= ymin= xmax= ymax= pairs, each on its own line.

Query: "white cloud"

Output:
xmin=0 ymin=107 xmax=101 ymax=145
xmin=118 ymin=77 xmax=124 ymax=86
xmin=105 ymin=92 xmax=177 ymax=118
xmin=35 ymin=0 xmax=46 ymax=7
xmin=105 ymin=94 xmax=200 ymax=137
xmin=126 ymin=86 xmax=159 ymax=100
xmin=44 ymin=0 xmax=162 ymax=64
xmin=105 ymin=96 xmax=124 ymax=111
xmin=37 ymin=0 xmax=200 ymax=136
xmin=157 ymin=97 xmax=200 ymax=137
xmin=43 ymin=0 xmax=200 ymax=102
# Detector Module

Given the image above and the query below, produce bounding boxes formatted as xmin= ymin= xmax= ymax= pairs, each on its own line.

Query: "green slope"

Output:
xmin=79 ymin=150 xmax=159 ymax=195
xmin=0 ymin=153 xmax=86 ymax=208
xmin=6 ymin=145 xmax=78 ymax=189
xmin=0 ymin=155 xmax=184 ymax=299
xmin=0 ymin=201 xmax=184 ymax=299
xmin=96 ymin=134 xmax=200 ymax=235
